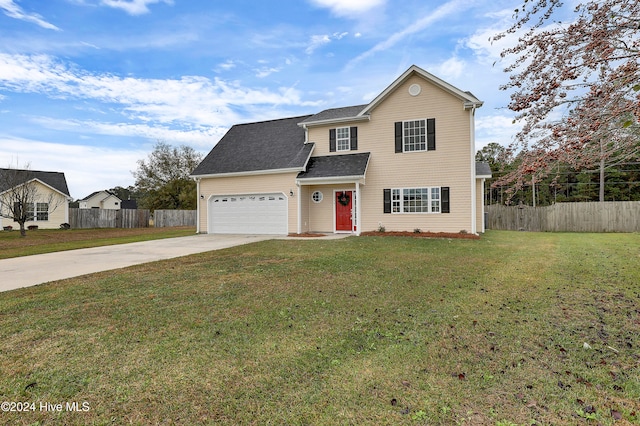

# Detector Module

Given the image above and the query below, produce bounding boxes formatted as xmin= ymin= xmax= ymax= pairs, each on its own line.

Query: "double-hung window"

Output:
xmin=36 ymin=203 xmax=49 ymax=221
xmin=394 ymin=118 xmax=435 ymax=153
xmin=403 ymin=120 xmax=426 ymax=152
xmin=336 ymin=127 xmax=350 ymax=151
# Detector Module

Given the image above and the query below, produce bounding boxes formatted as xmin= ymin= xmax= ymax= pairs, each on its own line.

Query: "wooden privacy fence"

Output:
xmin=68 ymin=208 xmax=150 ymax=229
xmin=486 ymin=201 xmax=640 ymax=232
xmin=154 ymin=209 xmax=196 ymax=227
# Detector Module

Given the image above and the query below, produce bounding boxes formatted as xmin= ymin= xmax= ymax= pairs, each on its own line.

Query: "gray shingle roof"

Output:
xmin=297 ymin=153 xmax=370 ymax=180
xmin=0 ymin=168 xmax=70 ymax=196
xmin=475 ymin=162 xmax=492 ymax=177
xmin=299 ymin=105 xmax=368 ymax=125
xmin=191 ymin=115 xmax=314 ymax=176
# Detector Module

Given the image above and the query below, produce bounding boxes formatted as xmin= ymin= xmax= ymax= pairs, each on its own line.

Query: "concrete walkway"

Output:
xmin=0 ymin=233 xmax=351 ymax=293
xmin=0 ymin=234 xmax=273 ymax=293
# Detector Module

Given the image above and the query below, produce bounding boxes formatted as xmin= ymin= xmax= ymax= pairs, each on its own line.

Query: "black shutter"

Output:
xmin=441 ymin=187 xmax=450 ymax=213
xmin=329 ymin=128 xmax=336 ymax=152
xmin=394 ymin=122 xmax=403 ymax=153
xmin=427 ymin=118 xmax=436 ymax=151
xmin=350 ymin=127 xmax=358 ymax=150
xmin=383 ymin=189 xmax=391 ymax=213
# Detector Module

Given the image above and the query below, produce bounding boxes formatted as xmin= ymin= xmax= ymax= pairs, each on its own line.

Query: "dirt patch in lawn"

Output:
xmin=360 ymin=231 xmax=480 ymax=240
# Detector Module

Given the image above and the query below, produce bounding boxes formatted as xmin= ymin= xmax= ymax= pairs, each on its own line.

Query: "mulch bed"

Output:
xmin=360 ymin=231 xmax=480 ymax=240
xmin=288 ymin=231 xmax=480 ymax=239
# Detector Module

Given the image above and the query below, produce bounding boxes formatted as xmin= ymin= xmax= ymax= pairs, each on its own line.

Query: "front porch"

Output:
xmin=295 ymin=153 xmax=370 ymax=236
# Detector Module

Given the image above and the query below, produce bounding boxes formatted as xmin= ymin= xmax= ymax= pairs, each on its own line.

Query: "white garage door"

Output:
xmin=209 ymin=193 xmax=288 ymax=234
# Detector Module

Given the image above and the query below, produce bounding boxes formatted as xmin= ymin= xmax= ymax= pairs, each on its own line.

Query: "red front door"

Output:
xmin=335 ymin=191 xmax=354 ymax=232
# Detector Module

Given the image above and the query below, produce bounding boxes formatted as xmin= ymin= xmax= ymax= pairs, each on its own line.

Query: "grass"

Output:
xmin=0 ymin=227 xmax=196 ymax=259
xmin=0 ymin=231 xmax=638 ymax=425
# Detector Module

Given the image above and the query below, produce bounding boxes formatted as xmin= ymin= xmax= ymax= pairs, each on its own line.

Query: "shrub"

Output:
xmin=413 ymin=228 xmax=422 ymax=233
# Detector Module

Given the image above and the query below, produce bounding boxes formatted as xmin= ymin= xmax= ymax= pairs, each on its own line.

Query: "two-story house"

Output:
xmin=191 ymin=65 xmax=491 ymax=236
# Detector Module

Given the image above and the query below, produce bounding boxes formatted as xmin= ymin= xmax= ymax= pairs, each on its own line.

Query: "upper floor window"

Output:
xmin=403 ymin=120 xmax=426 ymax=152
xmin=329 ymin=126 xmax=358 ymax=152
xmin=394 ymin=118 xmax=435 ymax=153
xmin=336 ymin=127 xmax=351 ymax=151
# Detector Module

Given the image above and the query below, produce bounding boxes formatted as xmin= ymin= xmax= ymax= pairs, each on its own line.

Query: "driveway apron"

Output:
xmin=0 ymin=234 xmax=275 ymax=292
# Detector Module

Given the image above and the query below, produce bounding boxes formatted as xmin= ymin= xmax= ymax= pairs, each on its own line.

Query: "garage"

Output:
xmin=209 ymin=193 xmax=288 ymax=234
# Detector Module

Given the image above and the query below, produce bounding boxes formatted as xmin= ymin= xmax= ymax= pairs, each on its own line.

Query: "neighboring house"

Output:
xmin=191 ymin=65 xmax=491 ymax=236
xmin=0 ymin=168 xmax=71 ymax=229
xmin=79 ymin=190 xmax=122 ymax=209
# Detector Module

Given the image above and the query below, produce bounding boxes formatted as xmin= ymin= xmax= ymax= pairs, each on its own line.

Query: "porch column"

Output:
xmin=296 ymin=182 xmax=301 ymax=234
xmin=355 ymin=181 xmax=361 ymax=236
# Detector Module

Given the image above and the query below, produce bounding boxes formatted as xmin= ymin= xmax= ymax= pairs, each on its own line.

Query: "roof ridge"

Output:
xmin=234 ymin=114 xmax=313 ymax=127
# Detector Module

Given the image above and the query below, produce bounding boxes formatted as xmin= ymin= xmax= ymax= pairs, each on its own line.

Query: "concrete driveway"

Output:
xmin=0 ymin=234 xmax=277 ymax=293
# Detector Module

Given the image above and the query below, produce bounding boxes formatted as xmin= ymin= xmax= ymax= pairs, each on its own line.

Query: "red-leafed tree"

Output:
xmin=493 ymin=0 xmax=640 ymax=201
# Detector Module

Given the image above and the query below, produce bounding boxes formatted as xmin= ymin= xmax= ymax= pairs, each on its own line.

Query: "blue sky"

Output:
xmin=1 ymin=0 xmax=527 ymax=198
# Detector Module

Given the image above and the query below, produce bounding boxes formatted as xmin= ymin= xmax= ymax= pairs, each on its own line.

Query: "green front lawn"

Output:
xmin=0 ymin=227 xmax=196 ymax=259
xmin=0 ymin=231 xmax=638 ymax=425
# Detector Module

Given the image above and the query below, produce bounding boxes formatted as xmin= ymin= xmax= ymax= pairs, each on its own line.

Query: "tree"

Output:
xmin=0 ymin=165 xmax=62 ymax=237
xmin=493 ymin=0 xmax=640 ymax=199
xmin=132 ymin=142 xmax=203 ymax=211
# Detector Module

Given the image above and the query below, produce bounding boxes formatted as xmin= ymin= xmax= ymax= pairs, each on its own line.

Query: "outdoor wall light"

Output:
xmin=289 ymin=189 xmax=294 ymax=197
xmin=200 ymin=194 xmax=204 ymax=199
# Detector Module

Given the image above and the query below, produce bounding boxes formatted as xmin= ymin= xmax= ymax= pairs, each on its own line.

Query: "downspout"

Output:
xmin=469 ymin=105 xmax=477 ymax=235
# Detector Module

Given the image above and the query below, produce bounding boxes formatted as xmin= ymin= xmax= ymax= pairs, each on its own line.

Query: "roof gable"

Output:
xmin=360 ymin=65 xmax=483 ymax=116
xmin=192 ymin=115 xmax=314 ymax=177
xmin=80 ymin=190 xmax=120 ymax=202
xmin=0 ymin=168 xmax=70 ymax=197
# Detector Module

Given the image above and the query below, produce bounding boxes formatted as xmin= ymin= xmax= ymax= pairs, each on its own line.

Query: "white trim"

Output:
xmin=333 ymin=189 xmax=356 ymax=234
xmin=401 ymin=118 xmax=428 ymax=153
xmin=359 ymin=65 xmax=483 ymax=116
xmin=470 ymin=106 xmax=477 ymax=235
xmin=296 ymin=182 xmax=301 ymax=234
xmin=390 ymin=187 xmax=442 ymax=214
xmin=355 ymin=182 xmax=361 ymax=236
xmin=296 ymin=175 xmax=365 ymax=186
xmin=191 ymin=166 xmax=304 ymax=180
xmin=194 ymin=177 xmax=201 ymax=233
xmin=298 ymin=114 xmax=370 ymax=128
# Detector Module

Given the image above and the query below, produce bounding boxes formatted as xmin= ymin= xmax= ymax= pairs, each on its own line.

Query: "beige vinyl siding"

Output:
xmin=6 ymin=181 xmax=69 ymax=230
xmin=306 ymin=75 xmax=475 ymax=233
xmin=197 ymin=172 xmax=298 ymax=233
xmin=299 ymin=185 xmax=310 ymax=233
xmin=306 ymin=185 xmax=357 ymax=233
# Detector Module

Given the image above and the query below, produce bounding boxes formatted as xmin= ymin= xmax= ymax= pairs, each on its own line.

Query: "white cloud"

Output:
xmin=100 ymin=0 xmax=173 ymax=16
xmin=475 ymin=114 xmax=521 ymax=149
xmin=254 ymin=67 xmax=281 ymax=78
xmin=436 ymin=57 xmax=466 ymax=80
xmin=215 ymin=60 xmax=237 ymax=73
xmin=0 ymin=53 xmax=319 ymax=128
xmin=305 ymin=34 xmax=331 ymax=54
xmin=348 ymin=0 xmax=472 ymax=67
xmin=0 ymin=0 xmax=60 ymax=30
xmin=309 ymin=0 xmax=385 ymax=16
xmin=0 ymin=136 xmax=147 ymax=198
xmin=305 ymin=32 xmax=350 ymax=55
xmin=29 ymin=117 xmax=228 ymax=148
